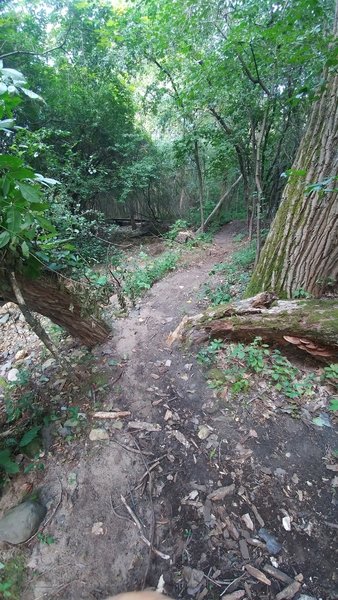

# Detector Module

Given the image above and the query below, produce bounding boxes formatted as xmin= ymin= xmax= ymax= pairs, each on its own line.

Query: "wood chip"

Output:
xmin=239 ymin=538 xmax=250 ymax=560
xmin=224 ymin=517 xmax=239 ymax=540
xmin=172 ymin=430 xmax=190 ymax=448
xmin=245 ymin=564 xmax=271 ymax=586
xmin=275 ymin=581 xmax=301 ymax=600
xmin=222 ymin=592 xmax=245 ymax=600
xmin=128 ymin=421 xmax=161 ymax=432
xmin=207 ymin=484 xmax=235 ymax=501
xmin=241 ymin=513 xmax=254 ymax=531
xmin=93 ymin=411 xmax=131 ymax=419
xmin=263 ymin=564 xmax=293 ymax=584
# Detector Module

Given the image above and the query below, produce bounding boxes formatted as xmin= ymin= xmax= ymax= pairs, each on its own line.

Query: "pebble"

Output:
xmin=89 ymin=428 xmax=109 ymax=441
xmin=7 ymin=368 xmax=20 ymax=382
xmin=183 ymin=566 xmax=205 ymax=594
xmin=14 ymin=349 xmax=27 ymax=361
xmin=0 ymin=313 xmax=10 ymax=324
xmin=0 ymin=501 xmax=46 ymax=544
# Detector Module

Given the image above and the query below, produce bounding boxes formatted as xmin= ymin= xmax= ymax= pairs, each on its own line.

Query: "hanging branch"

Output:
xmin=237 ymin=50 xmax=271 ymax=96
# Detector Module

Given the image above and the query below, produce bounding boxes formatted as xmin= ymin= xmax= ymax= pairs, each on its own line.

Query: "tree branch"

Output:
xmin=237 ymin=52 xmax=270 ymax=96
xmin=0 ymin=26 xmax=72 ymax=61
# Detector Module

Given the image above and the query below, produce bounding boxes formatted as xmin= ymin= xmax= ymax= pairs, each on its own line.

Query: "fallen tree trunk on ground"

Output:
xmin=1 ymin=274 xmax=111 ymax=347
xmin=168 ymin=292 xmax=338 ymax=361
xmin=196 ymin=174 xmax=243 ymax=234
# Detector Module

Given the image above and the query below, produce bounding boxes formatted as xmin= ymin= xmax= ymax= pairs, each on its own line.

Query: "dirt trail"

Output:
xmin=2 ymin=222 xmax=337 ymax=600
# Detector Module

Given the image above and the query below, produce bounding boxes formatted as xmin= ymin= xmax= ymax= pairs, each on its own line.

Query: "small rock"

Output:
xmin=58 ymin=426 xmax=71 ymax=438
xmin=14 ymin=349 xmax=27 ymax=361
xmin=91 ymin=521 xmax=105 ymax=535
xmin=298 ymin=596 xmax=317 ymax=600
xmin=207 ymin=484 xmax=235 ymax=501
xmin=258 ymin=527 xmax=282 ymax=554
xmin=274 ymin=468 xmax=287 ymax=478
xmin=89 ymin=428 xmax=109 ymax=441
xmin=7 ymin=368 xmax=20 ymax=382
xmin=0 ymin=501 xmax=46 ymax=544
xmin=198 ymin=425 xmax=212 ymax=440
xmin=165 ymin=360 xmax=172 ymax=367
xmin=164 ymin=409 xmax=173 ymax=421
xmin=183 ymin=566 xmax=204 ymax=594
xmin=282 ymin=514 xmax=292 ymax=531
xmin=0 ymin=313 xmax=10 ymax=324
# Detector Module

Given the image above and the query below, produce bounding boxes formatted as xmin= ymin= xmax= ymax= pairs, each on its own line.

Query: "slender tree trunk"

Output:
xmin=1 ymin=274 xmax=111 ymax=346
xmin=253 ymin=110 xmax=268 ymax=266
xmin=196 ymin=175 xmax=242 ymax=234
xmin=247 ymin=11 xmax=338 ymax=298
xmin=193 ymin=140 xmax=205 ymax=232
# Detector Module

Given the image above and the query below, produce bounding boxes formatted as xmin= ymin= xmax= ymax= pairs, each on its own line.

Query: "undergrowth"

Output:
xmin=197 ymin=337 xmax=338 ymax=408
xmin=202 ymin=240 xmax=255 ymax=305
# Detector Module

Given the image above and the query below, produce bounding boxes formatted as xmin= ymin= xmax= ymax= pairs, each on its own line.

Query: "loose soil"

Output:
xmin=0 ymin=222 xmax=337 ymax=600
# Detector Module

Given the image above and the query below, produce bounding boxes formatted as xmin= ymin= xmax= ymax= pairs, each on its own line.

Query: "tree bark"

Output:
xmin=247 ymin=11 xmax=338 ymax=298
xmin=1 ymin=274 xmax=111 ymax=347
xmin=168 ymin=293 xmax=338 ymax=361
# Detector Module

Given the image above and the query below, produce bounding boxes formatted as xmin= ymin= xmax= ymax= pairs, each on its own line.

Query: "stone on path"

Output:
xmin=0 ymin=501 xmax=46 ymax=544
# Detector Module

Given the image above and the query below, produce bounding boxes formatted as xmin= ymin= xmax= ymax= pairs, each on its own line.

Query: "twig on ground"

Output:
xmin=93 ymin=410 xmax=131 ymax=419
xmin=120 ymin=495 xmax=170 ymax=561
xmin=110 ymin=439 xmax=154 ymax=456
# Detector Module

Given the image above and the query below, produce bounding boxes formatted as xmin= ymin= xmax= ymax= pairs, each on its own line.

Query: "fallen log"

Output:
xmin=1 ymin=274 xmax=111 ymax=347
xmin=167 ymin=292 xmax=338 ymax=361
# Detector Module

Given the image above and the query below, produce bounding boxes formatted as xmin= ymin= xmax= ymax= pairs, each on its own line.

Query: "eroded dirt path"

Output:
xmin=3 ymin=223 xmax=337 ymax=600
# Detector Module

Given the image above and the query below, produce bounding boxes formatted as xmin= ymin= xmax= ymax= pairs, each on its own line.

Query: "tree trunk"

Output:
xmin=193 ymin=140 xmax=205 ymax=232
xmin=247 ymin=30 xmax=338 ymax=298
xmin=1 ymin=274 xmax=111 ymax=347
xmin=168 ymin=293 xmax=338 ymax=362
xmin=196 ymin=175 xmax=242 ymax=234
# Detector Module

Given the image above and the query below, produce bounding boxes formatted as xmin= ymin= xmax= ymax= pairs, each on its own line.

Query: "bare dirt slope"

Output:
xmin=1 ymin=222 xmax=337 ymax=600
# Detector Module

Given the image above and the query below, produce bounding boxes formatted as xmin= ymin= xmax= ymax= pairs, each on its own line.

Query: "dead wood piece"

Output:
xmin=168 ymin=294 xmax=338 ymax=361
xmin=275 ymin=580 xmax=301 ymax=600
xmin=207 ymin=484 xmax=235 ymax=501
xmin=245 ymin=564 xmax=271 ymax=586
xmin=263 ymin=564 xmax=293 ymax=584
xmin=93 ymin=411 xmax=131 ymax=419
xmin=221 ymin=592 xmax=245 ymax=600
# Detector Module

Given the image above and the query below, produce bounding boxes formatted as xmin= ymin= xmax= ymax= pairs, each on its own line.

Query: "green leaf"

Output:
xmin=35 ymin=215 xmax=55 ymax=232
xmin=0 ymin=155 xmax=23 ymax=169
xmin=0 ymin=230 xmax=10 ymax=248
xmin=21 ymin=241 xmax=30 ymax=257
xmin=18 ymin=182 xmax=41 ymax=203
xmin=329 ymin=398 xmax=338 ymax=412
xmin=0 ymin=449 xmax=19 ymax=474
xmin=19 ymin=425 xmax=41 ymax=448
xmin=6 ymin=205 xmax=21 ymax=234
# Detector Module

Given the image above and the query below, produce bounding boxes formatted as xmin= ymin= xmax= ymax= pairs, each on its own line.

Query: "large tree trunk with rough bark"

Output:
xmin=1 ymin=274 xmax=110 ymax=347
xmin=168 ymin=293 xmax=338 ymax=361
xmin=247 ymin=9 xmax=338 ymax=298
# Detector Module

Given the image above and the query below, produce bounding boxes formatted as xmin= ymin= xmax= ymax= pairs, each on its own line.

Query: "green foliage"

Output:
xmin=166 ymin=219 xmax=189 ymax=240
xmin=203 ymin=241 xmax=255 ymax=306
xmin=0 ymin=555 xmax=26 ymax=600
xmin=196 ymin=339 xmax=224 ymax=366
xmin=37 ymin=533 xmax=55 ymax=545
xmin=121 ymin=250 xmax=179 ymax=303
xmin=230 ymin=337 xmax=270 ymax=373
xmin=324 ymin=364 xmax=338 ymax=390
